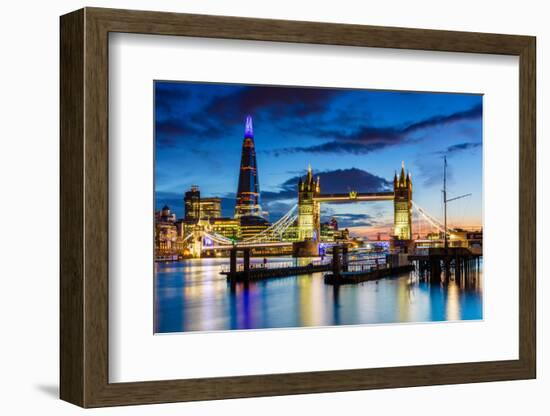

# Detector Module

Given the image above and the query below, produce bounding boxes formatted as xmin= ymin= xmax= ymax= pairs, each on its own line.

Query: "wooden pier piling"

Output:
xmin=408 ymin=247 xmax=481 ymax=285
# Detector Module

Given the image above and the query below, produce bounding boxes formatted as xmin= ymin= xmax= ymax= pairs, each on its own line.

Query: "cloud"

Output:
xmin=416 ymin=141 xmax=482 ymax=187
xmin=272 ymin=103 xmax=482 ymax=155
xmin=403 ymin=104 xmax=482 ymax=133
xmin=438 ymin=141 xmax=482 ymax=155
xmin=156 ymin=118 xmax=196 ymax=137
xmin=155 ymin=84 xmax=342 ymax=148
xmin=204 ymin=86 xmax=340 ymax=120
xmin=155 ymin=115 xmax=228 ymax=147
xmin=329 ymin=213 xmax=374 ymax=228
xmin=154 ymin=83 xmax=238 ymax=147
xmin=155 ymin=82 xmax=483 ymax=160
xmin=262 ymin=168 xmax=392 ymax=204
xmin=349 ymin=218 xmax=395 ymax=238
xmin=274 ymin=141 xmax=388 ymax=156
xmin=154 ymin=83 xmax=191 ymax=114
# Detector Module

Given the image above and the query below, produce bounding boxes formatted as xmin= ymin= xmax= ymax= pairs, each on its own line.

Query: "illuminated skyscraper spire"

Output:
xmin=245 ymin=114 xmax=254 ymax=138
xmin=235 ymin=115 xmax=262 ymax=218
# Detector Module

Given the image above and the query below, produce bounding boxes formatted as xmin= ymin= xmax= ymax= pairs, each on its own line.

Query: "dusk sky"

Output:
xmin=155 ymin=81 xmax=483 ymax=238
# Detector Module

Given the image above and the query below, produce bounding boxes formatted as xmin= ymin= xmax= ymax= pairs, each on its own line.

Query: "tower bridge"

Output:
xmin=295 ymin=162 xmax=413 ymax=249
xmin=180 ymin=162 xmax=415 ymax=257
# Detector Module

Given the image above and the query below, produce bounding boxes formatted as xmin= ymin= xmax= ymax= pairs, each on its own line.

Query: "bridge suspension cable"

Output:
xmin=181 ymin=233 xmax=194 ymax=243
xmin=202 ymin=231 xmax=235 ymax=245
xmin=411 ymin=200 xmax=457 ymax=233
xmin=241 ymin=204 xmax=298 ymax=243
xmin=182 ymin=205 xmax=299 ymax=249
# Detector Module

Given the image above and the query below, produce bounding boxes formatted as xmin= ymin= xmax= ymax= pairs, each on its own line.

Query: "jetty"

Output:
xmin=408 ymin=246 xmax=481 ymax=283
xmin=223 ymin=244 xmax=418 ymax=285
xmin=222 ymin=247 xmax=332 ymax=283
xmin=324 ymin=264 xmax=414 ymax=285
xmin=324 ymin=245 xmax=414 ymax=285
xmin=223 ymin=263 xmax=332 ymax=282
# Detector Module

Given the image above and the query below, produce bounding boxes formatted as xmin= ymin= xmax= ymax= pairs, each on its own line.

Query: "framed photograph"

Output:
xmin=60 ymin=7 xmax=536 ymax=407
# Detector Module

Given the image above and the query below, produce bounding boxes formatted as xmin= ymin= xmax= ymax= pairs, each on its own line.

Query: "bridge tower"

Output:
xmin=190 ymin=227 xmax=203 ymax=258
xmin=297 ymin=165 xmax=320 ymax=241
xmin=393 ymin=161 xmax=413 ymax=240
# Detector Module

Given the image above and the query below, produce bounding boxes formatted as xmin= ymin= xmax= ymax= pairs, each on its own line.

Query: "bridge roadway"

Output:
xmin=313 ymin=191 xmax=394 ymax=203
xmin=207 ymin=241 xmax=294 ymax=250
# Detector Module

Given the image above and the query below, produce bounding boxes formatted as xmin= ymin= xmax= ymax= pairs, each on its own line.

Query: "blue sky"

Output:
xmin=155 ymin=81 xmax=483 ymax=237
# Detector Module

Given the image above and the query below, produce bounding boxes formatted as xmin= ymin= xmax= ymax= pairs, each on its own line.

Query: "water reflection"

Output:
xmin=154 ymin=257 xmax=483 ymax=333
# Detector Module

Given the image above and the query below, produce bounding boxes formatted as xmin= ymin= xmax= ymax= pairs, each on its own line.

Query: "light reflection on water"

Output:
xmin=154 ymin=257 xmax=483 ymax=333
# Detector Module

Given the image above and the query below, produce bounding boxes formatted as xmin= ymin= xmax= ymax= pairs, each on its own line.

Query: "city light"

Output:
xmin=153 ymin=81 xmax=483 ymax=334
xmin=154 ymin=119 xmax=482 ymax=260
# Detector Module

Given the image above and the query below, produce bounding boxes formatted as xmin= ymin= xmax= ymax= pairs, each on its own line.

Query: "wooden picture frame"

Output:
xmin=60 ymin=7 xmax=536 ymax=408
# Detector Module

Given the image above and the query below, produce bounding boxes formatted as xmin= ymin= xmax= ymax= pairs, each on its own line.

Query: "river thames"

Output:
xmin=154 ymin=255 xmax=483 ymax=333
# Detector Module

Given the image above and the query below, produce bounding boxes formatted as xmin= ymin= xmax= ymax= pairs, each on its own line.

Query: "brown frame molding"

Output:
xmin=60 ymin=7 xmax=536 ymax=408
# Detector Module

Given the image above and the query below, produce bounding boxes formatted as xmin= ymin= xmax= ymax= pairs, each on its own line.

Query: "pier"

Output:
xmin=406 ymin=156 xmax=482 ymax=284
xmin=409 ymin=247 xmax=481 ymax=284
xmin=222 ymin=247 xmax=332 ymax=282
xmin=222 ymin=245 xmax=418 ymax=285
xmin=324 ymin=264 xmax=414 ymax=285
xmin=324 ymin=245 xmax=414 ymax=285
xmin=223 ymin=262 xmax=333 ymax=282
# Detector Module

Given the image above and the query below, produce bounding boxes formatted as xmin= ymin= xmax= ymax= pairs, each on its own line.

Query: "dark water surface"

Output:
xmin=154 ymin=256 xmax=483 ymax=333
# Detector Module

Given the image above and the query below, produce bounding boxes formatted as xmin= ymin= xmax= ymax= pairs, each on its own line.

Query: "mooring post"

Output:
xmin=430 ymin=259 xmax=441 ymax=284
xmin=342 ymin=245 xmax=349 ymax=272
xmin=332 ymin=245 xmax=341 ymax=278
xmin=243 ymin=248 xmax=251 ymax=280
xmin=230 ymin=247 xmax=237 ymax=276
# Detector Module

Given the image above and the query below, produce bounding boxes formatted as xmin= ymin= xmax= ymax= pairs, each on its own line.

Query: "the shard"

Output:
xmin=234 ymin=115 xmax=262 ymax=218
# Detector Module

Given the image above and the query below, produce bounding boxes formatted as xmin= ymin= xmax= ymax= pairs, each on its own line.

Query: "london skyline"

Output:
xmin=155 ymin=81 xmax=483 ymax=238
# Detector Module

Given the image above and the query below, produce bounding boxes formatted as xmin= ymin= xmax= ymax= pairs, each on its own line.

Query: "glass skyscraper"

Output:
xmin=234 ymin=115 xmax=262 ymax=219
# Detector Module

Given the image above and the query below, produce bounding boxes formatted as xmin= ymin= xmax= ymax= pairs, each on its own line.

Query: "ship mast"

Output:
xmin=443 ymin=156 xmax=448 ymax=250
xmin=442 ymin=155 xmax=472 ymax=251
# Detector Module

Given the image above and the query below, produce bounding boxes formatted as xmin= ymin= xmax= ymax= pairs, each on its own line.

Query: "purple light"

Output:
xmin=245 ymin=115 xmax=253 ymax=137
